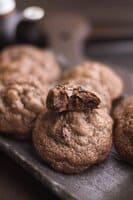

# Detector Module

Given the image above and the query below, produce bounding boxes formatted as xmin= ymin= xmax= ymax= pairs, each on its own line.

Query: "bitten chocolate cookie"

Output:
xmin=0 ymin=45 xmax=61 ymax=84
xmin=47 ymin=83 xmax=100 ymax=112
xmin=47 ymin=81 xmax=111 ymax=112
xmin=0 ymin=76 xmax=46 ymax=140
xmin=62 ymin=61 xmax=123 ymax=100
xmin=33 ymin=86 xmax=113 ymax=174
xmin=113 ymin=96 xmax=133 ymax=165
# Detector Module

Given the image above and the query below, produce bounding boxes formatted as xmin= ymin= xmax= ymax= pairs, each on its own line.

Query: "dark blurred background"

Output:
xmin=16 ymin=0 xmax=133 ymax=72
xmin=17 ymin=0 xmax=133 ymax=23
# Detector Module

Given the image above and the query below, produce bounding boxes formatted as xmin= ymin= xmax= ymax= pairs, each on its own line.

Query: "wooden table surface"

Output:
xmin=0 ymin=1 xmax=133 ymax=200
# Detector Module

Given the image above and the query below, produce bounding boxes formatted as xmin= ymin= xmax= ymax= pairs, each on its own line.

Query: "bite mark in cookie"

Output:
xmin=47 ymin=83 xmax=100 ymax=112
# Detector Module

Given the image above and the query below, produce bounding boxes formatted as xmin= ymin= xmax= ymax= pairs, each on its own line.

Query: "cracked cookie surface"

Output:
xmin=33 ymin=109 xmax=113 ymax=173
xmin=0 ymin=45 xmax=61 ymax=84
xmin=0 ymin=76 xmax=46 ymax=140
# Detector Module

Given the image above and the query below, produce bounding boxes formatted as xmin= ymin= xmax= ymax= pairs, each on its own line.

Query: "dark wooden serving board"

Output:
xmin=0 ymin=14 xmax=132 ymax=200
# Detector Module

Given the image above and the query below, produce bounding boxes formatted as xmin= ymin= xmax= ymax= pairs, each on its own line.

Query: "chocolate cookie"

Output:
xmin=33 ymin=87 xmax=113 ymax=174
xmin=0 ymin=76 xmax=46 ymax=140
xmin=33 ymin=109 xmax=112 ymax=174
xmin=113 ymin=96 xmax=133 ymax=165
xmin=0 ymin=45 xmax=61 ymax=84
xmin=62 ymin=61 xmax=123 ymax=100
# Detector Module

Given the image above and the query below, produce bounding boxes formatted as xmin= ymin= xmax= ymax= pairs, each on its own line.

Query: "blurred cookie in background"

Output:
xmin=0 ymin=45 xmax=61 ymax=84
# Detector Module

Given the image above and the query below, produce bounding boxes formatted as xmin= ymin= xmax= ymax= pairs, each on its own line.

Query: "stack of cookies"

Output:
xmin=0 ymin=45 xmax=61 ymax=139
xmin=33 ymin=60 xmax=124 ymax=173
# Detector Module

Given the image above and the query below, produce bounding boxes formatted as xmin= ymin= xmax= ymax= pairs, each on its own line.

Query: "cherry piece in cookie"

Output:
xmin=33 ymin=109 xmax=113 ymax=174
xmin=113 ymin=96 xmax=133 ymax=165
xmin=0 ymin=76 xmax=46 ymax=140
xmin=47 ymin=83 xmax=100 ymax=112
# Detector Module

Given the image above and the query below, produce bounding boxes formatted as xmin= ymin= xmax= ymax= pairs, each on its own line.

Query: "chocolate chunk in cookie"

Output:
xmin=61 ymin=79 xmax=112 ymax=111
xmin=113 ymin=96 xmax=133 ymax=165
xmin=47 ymin=83 xmax=100 ymax=112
